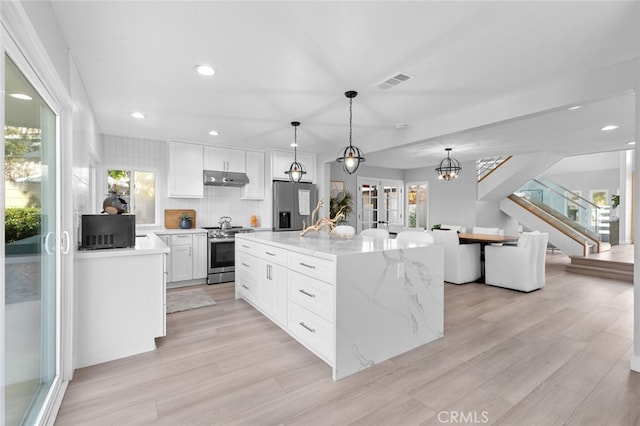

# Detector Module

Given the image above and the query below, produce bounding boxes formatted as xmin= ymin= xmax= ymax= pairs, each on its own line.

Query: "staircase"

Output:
xmin=501 ymin=176 xmax=611 ymax=257
xmin=566 ymin=256 xmax=633 ymax=282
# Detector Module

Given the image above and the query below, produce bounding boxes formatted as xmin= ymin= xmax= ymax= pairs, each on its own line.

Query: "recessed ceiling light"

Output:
xmin=130 ymin=112 xmax=146 ymax=119
xmin=568 ymin=105 xmax=582 ymax=110
xmin=290 ymin=142 xmax=298 ymax=147
xmin=195 ymin=65 xmax=215 ymax=76
xmin=601 ymin=124 xmax=619 ymax=131
xmin=627 ymin=141 xmax=636 ymax=145
xmin=10 ymin=93 xmax=32 ymax=100
xmin=208 ymin=130 xmax=219 ymax=136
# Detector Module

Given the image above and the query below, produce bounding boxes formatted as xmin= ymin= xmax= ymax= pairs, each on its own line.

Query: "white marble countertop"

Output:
xmin=76 ymin=232 xmax=170 ymax=259
xmin=236 ymin=231 xmax=432 ymax=259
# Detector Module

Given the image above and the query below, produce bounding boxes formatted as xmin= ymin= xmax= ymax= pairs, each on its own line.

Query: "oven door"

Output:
xmin=208 ymin=238 xmax=235 ymax=273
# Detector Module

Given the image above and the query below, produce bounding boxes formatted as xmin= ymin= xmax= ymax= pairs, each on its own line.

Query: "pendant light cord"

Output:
xmin=349 ymin=97 xmax=353 ymax=148
xmin=294 ymin=125 xmax=298 ymax=162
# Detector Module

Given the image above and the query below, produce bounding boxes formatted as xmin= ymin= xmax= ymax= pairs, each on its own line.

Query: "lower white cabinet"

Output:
xmin=160 ymin=231 xmax=208 ymax=283
xmin=236 ymin=237 xmax=335 ymax=365
xmin=193 ymin=233 xmax=208 ymax=279
xmin=171 ymin=234 xmax=193 ymax=282
xmin=238 ymin=242 xmax=288 ymax=327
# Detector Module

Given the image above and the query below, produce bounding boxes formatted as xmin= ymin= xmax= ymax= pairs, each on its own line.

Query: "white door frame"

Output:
xmin=356 ymin=176 xmax=404 ymax=233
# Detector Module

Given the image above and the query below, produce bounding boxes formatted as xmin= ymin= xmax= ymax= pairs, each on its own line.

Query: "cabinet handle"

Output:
xmin=189 ymin=246 xmax=192 ymax=256
xmin=299 ymin=322 xmax=316 ymax=333
xmin=242 ymin=244 xmax=251 ymax=249
xmin=265 ymin=251 xmax=276 ymax=257
xmin=241 ymin=262 xmax=250 ymax=267
xmin=299 ymin=289 xmax=316 ymax=298
xmin=242 ymin=284 xmax=250 ymax=290
xmin=299 ymin=262 xmax=316 ymax=269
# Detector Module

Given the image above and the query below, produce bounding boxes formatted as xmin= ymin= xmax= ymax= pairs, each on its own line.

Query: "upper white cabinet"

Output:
xmin=271 ymin=150 xmax=315 ymax=183
xmin=204 ymin=146 xmax=246 ymax=173
xmin=242 ymin=150 xmax=265 ymax=200
xmin=168 ymin=141 xmax=204 ymax=198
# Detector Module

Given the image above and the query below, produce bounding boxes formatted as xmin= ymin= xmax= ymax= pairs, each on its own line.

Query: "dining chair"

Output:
xmin=359 ymin=228 xmax=390 ymax=239
xmin=430 ymin=230 xmax=481 ymax=284
xmin=472 ymin=226 xmax=504 ymax=236
xmin=484 ymin=231 xmax=549 ymax=292
xmin=395 ymin=230 xmax=435 ymax=244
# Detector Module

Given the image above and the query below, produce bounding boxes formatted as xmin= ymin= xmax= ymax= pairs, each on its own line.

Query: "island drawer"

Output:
xmin=288 ymin=252 xmax=335 ymax=284
xmin=288 ymin=301 xmax=334 ymax=364
xmin=236 ymin=270 xmax=258 ymax=302
xmin=236 ymin=239 xmax=259 ymax=256
xmin=236 ymin=252 xmax=259 ymax=279
xmin=288 ymin=270 xmax=334 ymax=322
xmin=256 ymin=244 xmax=288 ymax=266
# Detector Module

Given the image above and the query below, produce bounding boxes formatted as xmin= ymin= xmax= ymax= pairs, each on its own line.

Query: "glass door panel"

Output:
xmin=4 ymin=54 xmax=58 ymax=425
xmin=357 ymin=178 xmax=403 ymax=232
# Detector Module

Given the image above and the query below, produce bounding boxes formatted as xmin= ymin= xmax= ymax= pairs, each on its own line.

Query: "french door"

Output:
xmin=356 ymin=178 xmax=403 ymax=232
xmin=4 ymin=49 xmax=61 ymax=425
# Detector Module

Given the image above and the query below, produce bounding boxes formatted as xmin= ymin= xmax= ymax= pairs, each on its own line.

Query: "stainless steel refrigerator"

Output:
xmin=272 ymin=181 xmax=318 ymax=231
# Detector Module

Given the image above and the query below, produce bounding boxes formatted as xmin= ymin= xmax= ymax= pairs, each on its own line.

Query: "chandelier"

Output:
xmin=336 ymin=90 xmax=365 ymax=174
xmin=435 ymin=148 xmax=462 ymax=181
xmin=285 ymin=121 xmax=306 ymax=183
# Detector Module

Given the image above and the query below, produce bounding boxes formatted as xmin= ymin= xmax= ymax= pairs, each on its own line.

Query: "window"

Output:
xmin=407 ymin=183 xmax=428 ymax=229
xmin=107 ymin=169 xmax=156 ymax=225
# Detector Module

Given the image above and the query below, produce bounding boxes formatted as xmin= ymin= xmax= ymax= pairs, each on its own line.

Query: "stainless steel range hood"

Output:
xmin=203 ymin=170 xmax=250 ymax=187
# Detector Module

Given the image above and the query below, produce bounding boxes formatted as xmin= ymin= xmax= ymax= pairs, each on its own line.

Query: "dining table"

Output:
xmin=457 ymin=232 xmax=520 ymax=281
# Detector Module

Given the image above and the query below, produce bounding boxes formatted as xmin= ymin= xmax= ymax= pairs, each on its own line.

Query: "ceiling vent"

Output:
xmin=376 ymin=72 xmax=414 ymax=90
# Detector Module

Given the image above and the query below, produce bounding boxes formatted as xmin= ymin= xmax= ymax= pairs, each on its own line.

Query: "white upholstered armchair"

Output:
xmin=484 ymin=232 xmax=549 ymax=292
xmin=431 ymin=230 xmax=481 ymax=284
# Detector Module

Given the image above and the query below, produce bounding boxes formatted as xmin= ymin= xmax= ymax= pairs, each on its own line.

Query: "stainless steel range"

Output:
xmin=203 ymin=225 xmax=254 ymax=284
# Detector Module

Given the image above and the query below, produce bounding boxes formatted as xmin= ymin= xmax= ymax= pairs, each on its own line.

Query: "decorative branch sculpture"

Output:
xmin=300 ymin=199 xmax=347 ymax=236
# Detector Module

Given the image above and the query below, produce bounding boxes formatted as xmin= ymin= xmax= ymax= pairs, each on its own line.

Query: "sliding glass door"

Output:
xmin=4 ymin=53 xmax=59 ymax=425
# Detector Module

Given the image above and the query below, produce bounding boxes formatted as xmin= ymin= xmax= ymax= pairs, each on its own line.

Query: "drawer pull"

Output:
xmin=299 ymin=289 xmax=316 ymax=298
xmin=241 ymin=284 xmax=250 ymax=290
xmin=265 ymin=251 xmax=276 ymax=256
xmin=241 ymin=262 xmax=250 ymax=267
xmin=299 ymin=322 xmax=316 ymax=333
xmin=241 ymin=244 xmax=251 ymax=249
xmin=299 ymin=262 xmax=316 ymax=269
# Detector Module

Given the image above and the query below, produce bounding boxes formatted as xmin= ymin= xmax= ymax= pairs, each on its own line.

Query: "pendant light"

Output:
xmin=285 ymin=121 xmax=306 ymax=183
xmin=336 ymin=90 xmax=365 ymax=174
xmin=435 ymin=148 xmax=462 ymax=181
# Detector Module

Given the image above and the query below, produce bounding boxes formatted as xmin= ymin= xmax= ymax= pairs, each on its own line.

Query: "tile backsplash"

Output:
xmin=101 ymin=134 xmax=270 ymax=228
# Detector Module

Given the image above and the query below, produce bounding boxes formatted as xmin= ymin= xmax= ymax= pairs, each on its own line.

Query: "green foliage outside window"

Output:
xmin=5 ymin=208 xmax=41 ymax=243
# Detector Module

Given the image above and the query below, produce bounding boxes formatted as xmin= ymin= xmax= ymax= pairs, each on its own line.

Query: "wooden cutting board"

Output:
xmin=164 ymin=209 xmax=197 ymax=229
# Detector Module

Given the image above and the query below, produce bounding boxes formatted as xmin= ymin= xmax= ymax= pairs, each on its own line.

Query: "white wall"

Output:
xmin=100 ymin=135 xmax=269 ymax=228
xmin=542 ymin=168 xmax=619 ymax=205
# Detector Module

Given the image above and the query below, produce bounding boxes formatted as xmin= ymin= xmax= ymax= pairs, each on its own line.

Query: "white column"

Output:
xmin=633 ymin=82 xmax=640 ymax=373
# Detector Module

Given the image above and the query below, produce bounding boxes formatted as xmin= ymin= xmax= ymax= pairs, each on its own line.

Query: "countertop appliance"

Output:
xmin=272 ymin=181 xmax=318 ymax=231
xmin=80 ymin=214 xmax=136 ymax=250
xmin=203 ymin=225 xmax=254 ymax=284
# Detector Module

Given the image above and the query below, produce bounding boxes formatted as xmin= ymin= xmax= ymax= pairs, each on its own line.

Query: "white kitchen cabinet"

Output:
xmin=193 ymin=233 xmax=208 ymax=279
xmin=168 ymin=141 xmax=204 ymax=198
xmin=157 ymin=235 xmax=172 ymax=280
xmin=237 ymin=240 xmax=288 ymax=327
xmin=170 ymin=234 xmax=193 ymax=282
xmin=241 ymin=150 xmax=265 ymax=200
xmin=160 ymin=231 xmax=208 ymax=284
xmin=204 ymin=146 xmax=246 ymax=173
xmin=270 ymin=150 xmax=315 ymax=182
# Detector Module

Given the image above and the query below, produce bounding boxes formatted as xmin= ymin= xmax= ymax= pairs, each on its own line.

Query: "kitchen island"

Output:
xmin=235 ymin=231 xmax=444 ymax=380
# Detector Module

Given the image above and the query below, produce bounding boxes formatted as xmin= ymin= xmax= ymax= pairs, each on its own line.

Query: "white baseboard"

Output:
xmin=631 ymin=353 xmax=640 ymax=373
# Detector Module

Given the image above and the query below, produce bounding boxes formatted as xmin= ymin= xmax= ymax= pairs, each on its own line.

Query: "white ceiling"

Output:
xmin=49 ymin=1 xmax=639 ymax=169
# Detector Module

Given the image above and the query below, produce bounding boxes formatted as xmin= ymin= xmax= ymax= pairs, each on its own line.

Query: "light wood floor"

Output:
xmin=55 ymin=252 xmax=639 ymax=425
